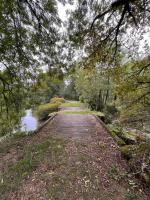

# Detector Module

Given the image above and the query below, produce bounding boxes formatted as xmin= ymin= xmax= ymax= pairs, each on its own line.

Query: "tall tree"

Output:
xmin=0 ymin=0 xmax=63 ymax=135
xmin=67 ymin=0 xmax=150 ymax=64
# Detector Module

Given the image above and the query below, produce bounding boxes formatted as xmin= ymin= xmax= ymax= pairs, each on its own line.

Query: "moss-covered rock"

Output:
xmin=120 ymin=145 xmax=138 ymax=159
xmin=108 ymin=128 xmax=126 ymax=146
xmin=108 ymin=124 xmax=145 ymax=145
xmin=120 ymin=131 xmax=137 ymax=144
xmin=120 ymin=142 xmax=150 ymax=185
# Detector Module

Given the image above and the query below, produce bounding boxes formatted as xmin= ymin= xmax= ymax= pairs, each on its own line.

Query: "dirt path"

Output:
xmin=1 ymin=107 xmax=150 ymax=200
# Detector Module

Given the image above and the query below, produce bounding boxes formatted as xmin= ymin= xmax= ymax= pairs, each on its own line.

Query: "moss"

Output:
xmin=108 ymin=127 xmax=126 ymax=146
xmin=117 ymin=139 xmax=126 ymax=146
xmin=121 ymin=131 xmax=137 ymax=144
xmin=108 ymin=124 xmax=139 ymax=145
xmin=120 ymin=145 xmax=138 ymax=159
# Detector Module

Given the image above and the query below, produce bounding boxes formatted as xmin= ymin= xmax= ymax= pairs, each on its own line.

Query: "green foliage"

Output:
xmin=58 ymin=110 xmax=105 ymax=117
xmin=0 ymin=0 xmax=63 ymax=136
xmin=36 ymin=102 xmax=60 ymax=120
xmin=75 ymin=67 xmax=114 ymax=112
xmin=62 ymin=77 xmax=79 ymax=100
xmin=68 ymin=0 xmax=149 ymax=65
xmin=29 ymin=72 xmax=65 ymax=106
xmin=112 ymin=56 xmax=150 ymax=127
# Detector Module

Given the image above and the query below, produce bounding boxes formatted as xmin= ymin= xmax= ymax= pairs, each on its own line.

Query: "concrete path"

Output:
xmin=1 ymin=106 xmax=149 ymax=200
xmin=17 ymin=107 xmax=149 ymax=200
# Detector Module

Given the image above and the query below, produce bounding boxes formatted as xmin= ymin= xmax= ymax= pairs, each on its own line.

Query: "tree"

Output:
xmin=61 ymin=76 xmax=79 ymax=100
xmin=111 ymin=56 xmax=150 ymax=126
xmin=75 ymin=66 xmax=113 ymax=111
xmin=67 ymin=0 xmax=150 ymax=64
xmin=29 ymin=68 xmax=64 ymax=106
xmin=0 ymin=0 xmax=62 ymax=103
xmin=0 ymin=0 xmax=64 ymax=135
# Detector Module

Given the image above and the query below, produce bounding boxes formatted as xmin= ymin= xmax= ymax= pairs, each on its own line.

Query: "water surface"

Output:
xmin=21 ymin=109 xmax=38 ymax=132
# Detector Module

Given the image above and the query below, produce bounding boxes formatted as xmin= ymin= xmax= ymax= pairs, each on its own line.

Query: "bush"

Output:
xmin=50 ymin=97 xmax=65 ymax=104
xmin=36 ymin=103 xmax=59 ymax=120
xmin=106 ymin=104 xmax=118 ymax=115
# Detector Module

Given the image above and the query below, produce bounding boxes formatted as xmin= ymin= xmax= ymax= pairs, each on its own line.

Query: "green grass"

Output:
xmin=108 ymin=165 xmax=123 ymax=181
xmin=0 ymin=137 xmax=67 ymax=200
xmin=58 ymin=110 xmax=105 ymax=117
xmin=60 ymin=101 xmax=83 ymax=108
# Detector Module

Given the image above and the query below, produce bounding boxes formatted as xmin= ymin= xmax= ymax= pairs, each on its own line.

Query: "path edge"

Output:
xmin=92 ymin=114 xmax=112 ymax=135
xmin=34 ymin=113 xmax=57 ymax=134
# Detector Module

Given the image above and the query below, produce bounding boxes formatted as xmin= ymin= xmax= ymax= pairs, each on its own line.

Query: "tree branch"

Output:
xmin=91 ymin=8 xmax=111 ymax=29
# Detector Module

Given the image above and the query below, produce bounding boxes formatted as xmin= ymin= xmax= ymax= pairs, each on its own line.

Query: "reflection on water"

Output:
xmin=21 ymin=109 xmax=38 ymax=132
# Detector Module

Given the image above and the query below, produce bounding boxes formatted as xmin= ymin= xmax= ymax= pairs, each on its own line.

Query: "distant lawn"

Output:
xmin=58 ymin=110 xmax=105 ymax=117
xmin=60 ymin=101 xmax=84 ymax=108
xmin=48 ymin=101 xmax=105 ymax=117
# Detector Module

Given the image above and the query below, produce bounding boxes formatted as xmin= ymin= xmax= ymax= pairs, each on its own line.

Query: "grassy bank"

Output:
xmin=0 ymin=135 xmax=67 ymax=200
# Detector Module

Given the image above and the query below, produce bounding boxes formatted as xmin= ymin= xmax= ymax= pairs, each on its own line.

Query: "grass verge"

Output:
xmin=58 ymin=110 xmax=105 ymax=117
xmin=0 ymin=136 xmax=67 ymax=200
xmin=60 ymin=101 xmax=84 ymax=108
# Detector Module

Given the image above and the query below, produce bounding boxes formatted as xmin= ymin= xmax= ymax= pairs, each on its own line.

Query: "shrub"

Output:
xmin=50 ymin=97 xmax=65 ymax=104
xmin=36 ymin=103 xmax=59 ymax=120
xmin=106 ymin=104 xmax=118 ymax=115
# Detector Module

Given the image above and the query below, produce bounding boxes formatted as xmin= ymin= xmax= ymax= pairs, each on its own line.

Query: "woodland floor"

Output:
xmin=0 ymin=106 xmax=150 ymax=200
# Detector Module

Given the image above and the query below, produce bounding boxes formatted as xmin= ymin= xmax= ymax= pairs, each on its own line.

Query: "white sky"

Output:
xmin=57 ymin=1 xmax=76 ymax=22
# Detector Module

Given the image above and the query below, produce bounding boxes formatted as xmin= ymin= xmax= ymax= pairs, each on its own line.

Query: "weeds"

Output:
xmin=108 ymin=165 xmax=123 ymax=181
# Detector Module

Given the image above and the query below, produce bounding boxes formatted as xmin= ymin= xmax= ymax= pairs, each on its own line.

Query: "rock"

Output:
xmin=120 ymin=131 xmax=137 ymax=145
xmin=108 ymin=127 xmax=126 ymax=146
